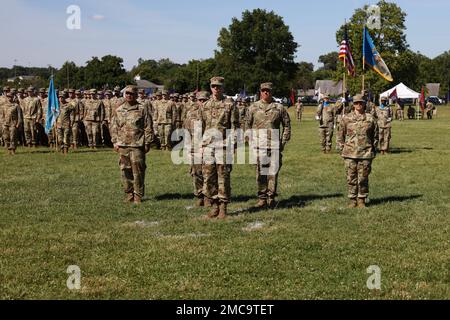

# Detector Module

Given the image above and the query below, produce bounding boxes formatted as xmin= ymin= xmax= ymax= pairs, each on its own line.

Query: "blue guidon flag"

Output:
xmin=363 ymin=26 xmax=393 ymax=82
xmin=45 ymin=76 xmax=60 ymax=134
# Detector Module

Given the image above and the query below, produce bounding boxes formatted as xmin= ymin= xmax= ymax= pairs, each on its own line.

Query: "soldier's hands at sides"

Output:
xmin=144 ymin=144 xmax=151 ymax=153
xmin=114 ymin=145 xmax=120 ymax=153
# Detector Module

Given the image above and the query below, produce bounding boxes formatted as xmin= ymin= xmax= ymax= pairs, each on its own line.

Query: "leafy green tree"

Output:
xmin=84 ymin=55 xmax=131 ymax=89
xmin=318 ymin=52 xmax=339 ymax=71
xmin=215 ymin=9 xmax=298 ymax=96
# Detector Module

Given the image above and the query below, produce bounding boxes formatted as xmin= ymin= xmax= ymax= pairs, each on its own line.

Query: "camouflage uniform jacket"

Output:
xmin=56 ymin=102 xmax=76 ymax=128
xmin=337 ymin=111 xmax=379 ymax=159
xmin=246 ymin=99 xmax=291 ymax=149
xmin=22 ymin=96 xmax=42 ymax=121
xmin=1 ymin=101 xmax=23 ymax=127
xmin=102 ymin=98 xmax=113 ymax=123
xmin=183 ymin=103 xmax=205 ymax=136
xmin=374 ymin=105 xmax=393 ymax=128
xmin=110 ymin=101 xmax=154 ymax=148
xmin=201 ymin=96 xmax=239 ymax=146
xmin=84 ymin=99 xmax=104 ymax=122
xmin=316 ymin=102 xmax=336 ymax=128
xmin=153 ymin=99 xmax=176 ymax=125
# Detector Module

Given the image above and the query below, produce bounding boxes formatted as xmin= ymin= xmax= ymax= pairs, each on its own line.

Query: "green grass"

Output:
xmin=0 ymin=105 xmax=449 ymax=300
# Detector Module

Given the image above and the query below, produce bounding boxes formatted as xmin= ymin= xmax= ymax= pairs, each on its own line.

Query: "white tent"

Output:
xmin=380 ymin=82 xmax=420 ymax=99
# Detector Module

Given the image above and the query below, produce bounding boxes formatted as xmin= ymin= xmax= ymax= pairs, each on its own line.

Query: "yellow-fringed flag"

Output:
xmin=363 ymin=26 xmax=393 ymax=82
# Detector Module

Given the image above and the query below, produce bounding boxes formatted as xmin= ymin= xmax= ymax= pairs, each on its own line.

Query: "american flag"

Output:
xmin=339 ymin=27 xmax=356 ymax=77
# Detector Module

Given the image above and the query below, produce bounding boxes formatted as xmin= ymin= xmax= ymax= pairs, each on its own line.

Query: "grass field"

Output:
xmin=1 ymin=105 xmax=449 ymax=300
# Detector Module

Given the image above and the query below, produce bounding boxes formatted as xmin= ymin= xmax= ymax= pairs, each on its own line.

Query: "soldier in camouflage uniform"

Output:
xmin=374 ymin=97 xmax=393 ymax=155
xmin=201 ymin=76 xmax=239 ymax=219
xmin=246 ymin=83 xmax=291 ymax=208
xmin=236 ymin=97 xmax=248 ymax=133
xmin=337 ymin=94 xmax=379 ymax=208
xmin=1 ymin=90 xmax=23 ymax=155
xmin=316 ymin=94 xmax=336 ymax=153
xmin=110 ymin=85 xmax=154 ymax=204
xmin=101 ymin=90 xmax=114 ymax=147
xmin=183 ymin=91 xmax=208 ymax=207
xmin=69 ymin=90 xmax=85 ymax=149
xmin=153 ymin=90 xmax=176 ymax=150
xmin=56 ymin=93 xmax=76 ymax=155
xmin=296 ymin=98 xmax=304 ymax=121
xmin=83 ymin=89 xmax=104 ymax=149
xmin=22 ymin=86 xmax=42 ymax=148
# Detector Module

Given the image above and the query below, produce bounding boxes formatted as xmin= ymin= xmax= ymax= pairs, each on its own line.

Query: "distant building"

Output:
xmin=7 ymin=75 xmax=38 ymax=83
xmin=134 ymin=75 xmax=164 ymax=93
xmin=315 ymin=80 xmax=344 ymax=96
xmin=426 ymin=83 xmax=440 ymax=97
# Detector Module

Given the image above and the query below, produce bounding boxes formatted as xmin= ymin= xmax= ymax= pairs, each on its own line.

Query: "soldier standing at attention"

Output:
xmin=153 ymin=90 xmax=176 ymax=150
xmin=110 ymin=85 xmax=154 ymax=205
xmin=425 ymin=100 xmax=435 ymax=120
xmin=83 ymin=89 xmax=104 ymax=149
xmin=246 ymin=83 xmax=291 ymax=209
xmin=183 ymin=91 xmax=208 ymax=207
xmin=22 ymin=86 xmax=42 ymax=148
xmin=296 ymin=97 xmax=304 ymax=121
xmin=374 ymin=97 xmax=393 ymax=155
xmin=201 ymin=76 xmax=239 ymax=219
xmin=1 ymin=90 xmax=23 ymax=155
xmin=316 ymin=94 xmax=336 ymax=154
xmin=337 ymin=94 xmax=378 ymax=209
xmin=56 ymin=93 xmax=76 ymax=155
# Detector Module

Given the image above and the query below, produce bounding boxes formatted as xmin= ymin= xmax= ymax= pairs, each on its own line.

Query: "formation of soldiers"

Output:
xmin=1 ymin=79 xmax=415 ymax=212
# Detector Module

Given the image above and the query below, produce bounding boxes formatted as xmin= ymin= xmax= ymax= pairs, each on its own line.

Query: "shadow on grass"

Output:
xmin=154 ymin=193 xmax=256 ymax=202
xmin=369 ymin=194 xmax=422 ymax=205
xmin=389 ymin=147 xmax=433 ymax=154
xmin=229 ymin=193 xmax=343 ymax=216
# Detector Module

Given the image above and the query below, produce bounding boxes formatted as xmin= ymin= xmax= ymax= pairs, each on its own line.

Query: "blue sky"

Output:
xmin=1 ymin=0 xmax=449 ymax=70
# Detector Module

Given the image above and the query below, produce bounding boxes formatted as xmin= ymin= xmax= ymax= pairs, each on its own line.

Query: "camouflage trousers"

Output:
xmin=24 ymin=118 xmax=37 ymax=145
xmin=202 ymin=146 xmax=232 ymax=203
xmin=57 ymin=126 xmax=72 ymax=149
xmin=157 ymin=123 xmax=172 ymax=148
xmin=118 ymin=147 xmax=147 ymax=198
xmin=2 ymin=125 xmax=18 ymax=150
xmin=296 ymin=109 xmax=303 ymax=121
xmin=378 ymin=127 xmax=391 ymax=152
xmin=84 ymin=121 xmax=100 ymax=147
xmin=0 ymin=123 xmax=3 ymax=146
xmin=319 ymin=124 xmax=334 ymax=151
xmin=191 ymin=163 xmax=204 ymax=198
xmin=344 ymin=158 xmax=372 ymax=199
xmin=256 ymin=149 xmax=282 ymax=199
xmin=72 ymin=122 xmax=79 ymax=146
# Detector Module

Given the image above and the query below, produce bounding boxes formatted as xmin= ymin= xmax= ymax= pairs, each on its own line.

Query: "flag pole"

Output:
xmin=343 ymin=20 xmax=346 ymax=100
xmin=362 ymin=25 xmax=366 ymax=92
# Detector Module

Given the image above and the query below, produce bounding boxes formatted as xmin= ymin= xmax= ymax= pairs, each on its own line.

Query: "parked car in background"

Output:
xmin=300 ymin=96 xmax=316 ymax=105
xmin=427 ymin=96 xmax=442 ymax=105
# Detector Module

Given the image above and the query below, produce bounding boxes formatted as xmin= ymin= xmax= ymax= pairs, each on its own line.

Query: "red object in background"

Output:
xmin=290 ymin=88 xmax=295 ymax=106
xmin=389 ymin=88 xmax=398 ymax=101
xmin=419 ymin=87 xmax=425 ymax=112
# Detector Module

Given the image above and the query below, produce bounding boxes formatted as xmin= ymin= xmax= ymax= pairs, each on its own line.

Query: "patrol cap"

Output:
xmin=322 ymin=93 xmax=330 ymax=99
xmin=260 ymin=82 xmax=273 ymax=91
xmin=161 ymin=89 xmax=169 ymax=95
xmin=75 ymin=90 xmax=81 ymax=94
xmin=210 ymin=76 xmax=224 ymax=86
xmin=173 ymin=93 xmax=180 ymax=98
xmin=39 ymin=88 xmax=46 ymax=93
xmin=124 ymin=85 xmax=138 ymax=93
xmin=138 ymin=89 xmax=145 ymax=94
xmin=105 ymin=90 xmax=112 ymax=95
xmin=381 ymin=96 xmax=388 ymax=101
xmin=189 ymin=92 xmax=196 ymax=97
xmin=353 ymin=94 xmax=366 ymax=104
xmin=114 ymin=86 xmax=121 ymax=91
xmin=197 ymin=91 xmax=210 ymax=100
xmin=68 ymin=89 xmax=75 ymax=93
xmin=155 ymin=91 xmax=162 ymax=96
xmin=27 ymin=86 xmax=35 ymax=92
xmin=18 ymin=88 xmax=25 ymax=93
xmin=3 ymin=86 xmax=10 ymax=91
xmin=90 ymin=89 xmax=97 ymax=94
xmin=11 ymin=88 xmax=17 ymax=94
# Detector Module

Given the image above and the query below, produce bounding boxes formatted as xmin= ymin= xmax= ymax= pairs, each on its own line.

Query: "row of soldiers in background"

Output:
xmin=395 ymin=100 xmax=436 ymax=121
xmin=315 ymin=90 xmax=392 ymax=155
xmin=0 ymin=85 xmax=255 ymax=154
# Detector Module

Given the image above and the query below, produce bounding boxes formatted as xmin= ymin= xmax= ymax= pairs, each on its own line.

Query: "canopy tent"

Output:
xmin=380 ymin=82 xmax=420 ymax=99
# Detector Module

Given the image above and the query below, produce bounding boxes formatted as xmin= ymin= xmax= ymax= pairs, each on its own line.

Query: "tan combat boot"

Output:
xmin=357 ymin=198 xmax=366 ymax=208
xmin=195 ymin=197 xmax=204 ymax=207
xmin=348 ymin=198 xmax=357 ymax=208
xmin=204 ymin=198 xmax=212 ymax=207
xmin=207 ymin=201 xmax=219 ymax=219
xmin=134 ymin=195 xmax=142 ymax=205
xmin=254 ymin=199 xmax=267 ymax=209
xmin=218 ymin=202 xmax=227 ymax=219
xmin=124 ymin=193 xmax=134 ymax=203
xmin=267 ymin=198 xmax=276 ymax=209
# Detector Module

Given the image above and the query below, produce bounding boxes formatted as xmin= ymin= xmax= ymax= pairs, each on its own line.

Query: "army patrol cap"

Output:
xmin=75 ymin=90 xmax=81 ymax=94
xmin=105 ymin=90 xmax=112 ymax=95
xmin=197 ymin=91 xmax=210 ymax=101
xmin=27 ymin=86 xmax=35 ymax=92
xmin=353 ymin=94 xmax=366 ymax=104
xmin=260 ymin=82 xmax=273 ymax=91
xmin=11 ymin=88 xmax=17 ymax=94
xmin=18 ymin=88 xmax=25 ymax=93
xmin=124 ymin=85 xmax=138 ymax=93
xmin=138 ymin=89 xmax=145 ymax=94
xmin=155 ymin=91 xmax=162 ymax=96
xmin=322 ymin=94 xmax=330 ymax=99
xmin=39 ymin=88 xmax=46 ymax=93
xmin=381 ymin=96 xmax=388 ymax=101
xmin=3 ymin=86 xmax=11 ymax=91
xmin=161 ymin=89 xmax=169 ymax=95
xmin=173 ymin=93 xmax=180 ymax=98
xmin=114 ymin=86 xmax=121 ymax=91
xmin=68 ymin=89 xmax=75 ymax=93
xmin=90 ymin=89 xmax=97 ymax=94
xmin=58 ymin=92 xmax=67 ymax=98
xmin=210 ymin=76 xmax=224 ymax=86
